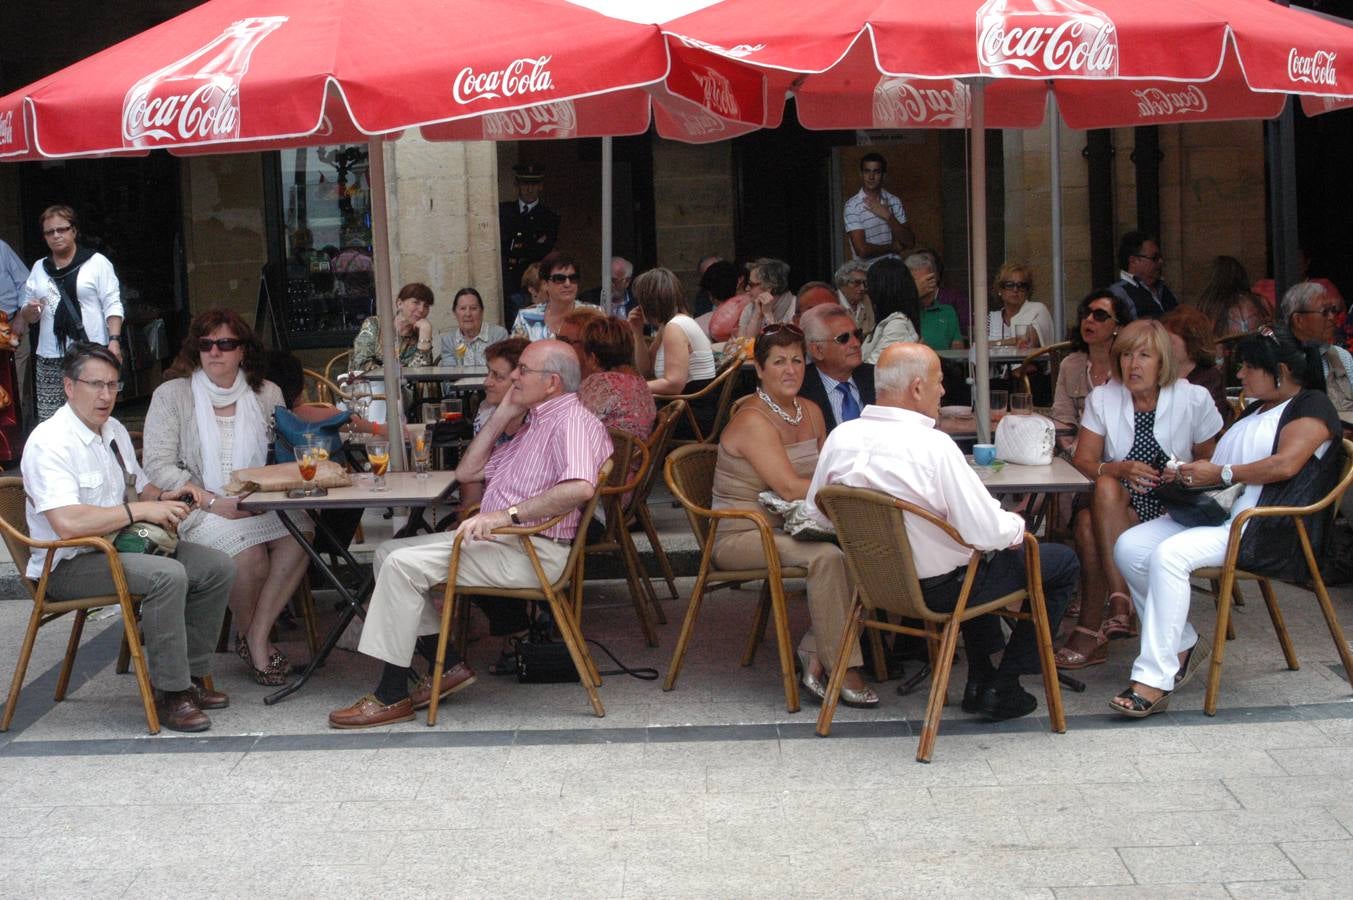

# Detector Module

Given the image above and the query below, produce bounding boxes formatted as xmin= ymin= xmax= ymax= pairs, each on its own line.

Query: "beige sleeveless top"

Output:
xmin=712 ymin=406 xmax=822 ymax=536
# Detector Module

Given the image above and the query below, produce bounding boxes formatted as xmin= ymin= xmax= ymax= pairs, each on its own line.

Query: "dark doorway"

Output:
xmin=731 ymin=102 xmax=854 ymax=288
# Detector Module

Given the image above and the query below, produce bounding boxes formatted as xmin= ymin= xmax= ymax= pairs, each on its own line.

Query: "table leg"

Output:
xmin=264 ymin=510 xmax=374 ymax=705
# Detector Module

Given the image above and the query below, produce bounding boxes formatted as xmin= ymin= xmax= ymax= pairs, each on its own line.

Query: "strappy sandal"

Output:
xmin=1054 ymin=625 xmax=1108 ymax=670
xmin=1102 ymin=592 xmax=1138 ymax=640
xmin=1174 ymin=638 xmax=1211 ymax=690
xmin=1109 ymin=685 xmax=1170 ymax=718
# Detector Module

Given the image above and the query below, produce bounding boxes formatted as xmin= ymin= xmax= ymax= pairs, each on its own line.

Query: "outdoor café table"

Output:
xmin=367 ymin=366 xmax=487 ymax=389
xmin=969 ymin=454 xmax=1091 ymax=535
xmin=237 ymin=470 xmax=459 ymax=704
xmin=937 ymin=408 xmax=1076 ymax=444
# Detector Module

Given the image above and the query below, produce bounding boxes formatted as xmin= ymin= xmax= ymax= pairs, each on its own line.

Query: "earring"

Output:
xmin=1275 ymin=374 xmax=1282 ymax=388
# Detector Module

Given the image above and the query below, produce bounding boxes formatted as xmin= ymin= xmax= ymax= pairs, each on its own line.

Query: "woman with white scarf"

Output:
xmin=143 ymin=310 xmax=309 ymax=686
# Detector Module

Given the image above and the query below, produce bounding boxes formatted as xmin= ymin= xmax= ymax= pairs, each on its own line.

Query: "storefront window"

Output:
xmin=278 ymin=144 xmax=374 ymax=348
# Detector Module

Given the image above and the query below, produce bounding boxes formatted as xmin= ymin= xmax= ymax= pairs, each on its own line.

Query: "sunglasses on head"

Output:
xmin=760 ymin=322 xmax=804 ymax=337
xmin=198 ymin=338 xmax=243 ymax=352
xmin=547 ymin=272 xmax=581 ymax=284
xmin=1082 ymin=308 xmax=1116 ymax=323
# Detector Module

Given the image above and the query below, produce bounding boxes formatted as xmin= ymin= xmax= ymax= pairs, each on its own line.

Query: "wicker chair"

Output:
xmin=662 ymin=444 xmax=805 ymax=712
xmin=1193 ymin=438 xmax=1353 ymax=716
xmin=0 ymin=477 xmax=160 ymax=734
xmin=303 ymin=368 xmax=350 ymax=405
xmin=324 ymin=348 xmax=354 ymax=385
xmin=573 ymin=428 xmax=660 ymax=645
xmin=1017 ymin=340 xmax=1072 ymax=399
xmin=426 ymin=458 xmax=614 ymax=724
xmin=656 ymin=348 xmax=747 ymax=447
xmin=628 ymin=399 xmax=688 ymax=614
xmin=813 ymin=484 xmax=1065 ymax=762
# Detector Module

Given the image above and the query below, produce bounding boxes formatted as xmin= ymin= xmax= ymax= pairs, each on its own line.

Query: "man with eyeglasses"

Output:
xmin=798 ymin=305 xmax=876 ymax=434
xmin=1108 ymin=230 xmax=1178 ymax=319
xmin=833 ymin=261 xmax=875 ymax=336
xmin=844 ymin=153 xmax=915 ymax=267
xmin=1283 ymin=280 xmax=1353 ymax=412
xmin=21 ymin=343 xmax=235 ymax=732
xmin=329 ymin=339 xmax=613 ymax=729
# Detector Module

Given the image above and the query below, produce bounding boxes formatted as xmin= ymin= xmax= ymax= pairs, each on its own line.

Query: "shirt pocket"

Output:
xmin=76 ymin=471 xmax=105 ymax=504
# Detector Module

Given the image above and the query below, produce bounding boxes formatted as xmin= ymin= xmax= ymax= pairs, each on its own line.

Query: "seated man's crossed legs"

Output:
xmin=329 ymin=528 xmax=569 ymax=729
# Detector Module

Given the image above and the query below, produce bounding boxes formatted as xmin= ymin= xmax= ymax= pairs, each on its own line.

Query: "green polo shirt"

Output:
xmin=919 ymin=303 xmax=961 ymax=351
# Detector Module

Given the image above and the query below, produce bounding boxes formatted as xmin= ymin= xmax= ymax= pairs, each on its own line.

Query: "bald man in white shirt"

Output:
xmin=805 ymin=342 xmax=1077 ymax=720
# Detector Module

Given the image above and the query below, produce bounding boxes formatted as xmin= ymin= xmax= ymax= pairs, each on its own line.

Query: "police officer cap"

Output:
xmin=513 ymin=163 xmax=545 ymax=183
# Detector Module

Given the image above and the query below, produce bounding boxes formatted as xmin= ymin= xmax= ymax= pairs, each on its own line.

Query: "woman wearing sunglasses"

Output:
xmin=511 ymin=252 xmax=599 ymax=342
xmin=1050 ymin=290 xmax=1135 ymax=455
xmin=143 ymin=309 xmax=310 ymax=686
xmin=712 ymin=323 xmax=878 ymax=708
xmin=20 ymin=205 xmax=124 ymax=423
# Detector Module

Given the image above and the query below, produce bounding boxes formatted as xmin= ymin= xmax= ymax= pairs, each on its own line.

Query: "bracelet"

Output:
xmin=207 ymin=496 xmax=217 ymax=511
xmin=1097 ymin=462 xmax=1107 ymax=477
xmin=107 ymin=334 xmax=121 ymax=343
xmin=123 ymin=502 xmax=134 ymax=527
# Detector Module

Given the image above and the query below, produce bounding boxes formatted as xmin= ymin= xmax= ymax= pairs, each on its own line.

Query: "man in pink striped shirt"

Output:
xmin=330 ymin=340 xmax=613 ymax=729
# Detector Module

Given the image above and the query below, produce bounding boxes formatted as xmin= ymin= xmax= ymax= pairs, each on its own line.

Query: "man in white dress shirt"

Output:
xmin=804 ymin=342 xmax=1077 ymax=720
xmin=21 ymin=343 xmax=235 ymax=732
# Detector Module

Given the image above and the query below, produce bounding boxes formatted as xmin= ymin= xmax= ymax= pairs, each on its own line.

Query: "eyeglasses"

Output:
xmin=1132 ymin=253 xmax=1164 ymax=263
xmin=759 ymin=322 xmax=804 ymax=337
xmin=821 ymin=328 xmax=865 ymax=345
xmin=846 ymin=278 xmax=868 ymax=287
xmin=197 ymin=338 xmax=243 ymax=352
xmin=1082 ymin=308 xmax=1117 ymax=323
xmin=1294 ymin=306 xmax=1339 ymax=318
xmin=547 ymin=272 xmax=581 ymax=285
xmin=75 ymin=377 xmax=123 ymax=395
xmin=42 ymin=226 xmax=73 ymax=238
xmin=999 ymin=281 xmax=1031 ymax=292
xmin=515 ymin=363 xmax=555 ymax=378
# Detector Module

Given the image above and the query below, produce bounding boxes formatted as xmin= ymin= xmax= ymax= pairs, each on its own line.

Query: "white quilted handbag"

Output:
xmin=995 ymin=413 xmax=1055 ymax=466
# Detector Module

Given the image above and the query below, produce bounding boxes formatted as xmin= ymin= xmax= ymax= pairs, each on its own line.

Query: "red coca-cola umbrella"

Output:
xmin=657 ymin=0 xmax=1353 ymax=438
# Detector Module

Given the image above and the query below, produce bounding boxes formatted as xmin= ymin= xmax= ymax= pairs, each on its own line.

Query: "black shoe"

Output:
xmin=978 ymin=683 xmax=1038 ymax=721
xmin=960 ymin=680 xmax=990 ymax=713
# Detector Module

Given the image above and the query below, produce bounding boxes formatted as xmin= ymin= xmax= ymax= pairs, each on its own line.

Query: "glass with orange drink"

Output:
xmin=368 ymin=440 xmax=391 ymax=492
xmin=412 ymin=429 xmax=431 ymax=479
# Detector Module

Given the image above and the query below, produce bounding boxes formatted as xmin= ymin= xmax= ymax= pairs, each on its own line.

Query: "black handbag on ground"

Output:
xmin=511 ymin=619 xmax=658 ymax=684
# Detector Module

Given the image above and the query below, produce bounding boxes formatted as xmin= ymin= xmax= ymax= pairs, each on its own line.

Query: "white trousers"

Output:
xmin=358 ymin=527 xmax=569 ymax=667
xmin=1113 ymin=516 xmax=1232 ymax=691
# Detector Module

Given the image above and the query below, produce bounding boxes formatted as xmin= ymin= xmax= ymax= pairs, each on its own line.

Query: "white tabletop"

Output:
xmin=237 ymin=470 xmax=458 ymax=511
xmin=937 ymin=347 xmax=1028 ymax=363
xmin=970 ymin=456 xmax=1090 ymax=494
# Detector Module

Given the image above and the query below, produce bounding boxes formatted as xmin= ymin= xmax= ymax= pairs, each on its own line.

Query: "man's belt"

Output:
xmin=917 ymin=566 xmax=967 ymax=591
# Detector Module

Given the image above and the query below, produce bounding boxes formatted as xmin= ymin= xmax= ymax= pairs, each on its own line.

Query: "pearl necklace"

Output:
xmin=757 ymin=387 xmax=804 ymax=425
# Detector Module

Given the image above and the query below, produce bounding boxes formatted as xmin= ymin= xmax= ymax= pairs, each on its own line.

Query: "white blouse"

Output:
xmin=1081 ymin=379 xmax=1223 ymax=464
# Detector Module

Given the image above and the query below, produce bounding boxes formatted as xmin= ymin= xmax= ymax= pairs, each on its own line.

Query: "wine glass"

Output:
xmin=347 ymin=378 xmax=372 ymax=440
xmin=368 ymin=440 xmax=391 ymax=492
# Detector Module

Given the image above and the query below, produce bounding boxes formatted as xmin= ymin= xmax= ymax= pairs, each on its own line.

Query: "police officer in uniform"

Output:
xmin=499 ymin=163 xmax=560 ymax=323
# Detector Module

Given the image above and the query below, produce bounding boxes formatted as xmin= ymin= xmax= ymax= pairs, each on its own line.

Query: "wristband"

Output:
xmin=124 ymin=502 xmax=134 ymax=527
xmin=107 ymin=334 xmax=122 ymax=343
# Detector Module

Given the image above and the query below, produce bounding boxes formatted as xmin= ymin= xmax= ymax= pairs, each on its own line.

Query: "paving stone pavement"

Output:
xmin=3 ymin=504 xmax=1353 ymax=898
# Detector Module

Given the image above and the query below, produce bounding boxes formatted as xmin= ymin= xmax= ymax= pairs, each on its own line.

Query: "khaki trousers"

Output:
xmin=713 ymin=529 xmax=862 ymax=673
xmin=358 ymin=528 xmax=570 ymax=667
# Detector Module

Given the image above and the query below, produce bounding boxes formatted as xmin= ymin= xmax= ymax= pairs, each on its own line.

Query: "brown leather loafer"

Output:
xmin=409 ymin=662 xmax=478 ymax=710
xmin=155 ymin=689 xmax=211 ymax=733
xmin=328 ymin=694 xmax=415 ymax=729
xmin=189 ymin=677 xmax=229 ymax=710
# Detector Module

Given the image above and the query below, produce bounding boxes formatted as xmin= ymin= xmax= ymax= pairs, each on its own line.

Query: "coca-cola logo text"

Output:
xmin=873 ymin=78 xmax=969 ymax=127
xmin=666 ymin=106 xmax=726 ymax=139
xmin=1132 ymin=86 xmax=1208 ymax=119
xmin=0 ymin=110 xmax=13 ymax=147
xmin=690 ymin=67 xmax=740 ymax=118
xmin=1288 ymin=49 xmax=1338 ymax=86
xmin=673 ymin=36 xmax=766 ymax=60
xmin=482 ymin=101 xmax=578 ymax=139
xmin=978 ymin=18 xmax=1117 ymax=75
xmin=124 ymin=81 xmax=239 ymax=143
xmin=453 ymin=56 xmax=555 ymax=105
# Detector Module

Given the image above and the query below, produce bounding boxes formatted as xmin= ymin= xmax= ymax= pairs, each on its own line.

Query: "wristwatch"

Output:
xmin=1220 ymin=464 xmax=1234 ymax=486
xmin=107 ymin=334 xmax=121 ymax=344
xmin=508 ymin=506 xmax=522 ymax=525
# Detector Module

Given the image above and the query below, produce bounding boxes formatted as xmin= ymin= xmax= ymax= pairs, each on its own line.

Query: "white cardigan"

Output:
xmin=1081 ymin=379 xmax=1223 ymax=463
